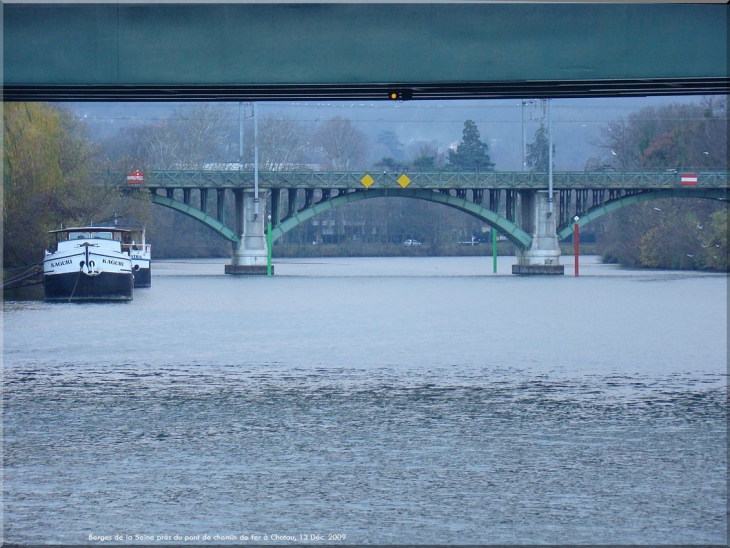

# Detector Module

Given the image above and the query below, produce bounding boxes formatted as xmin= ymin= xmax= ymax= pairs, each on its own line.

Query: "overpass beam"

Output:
xmin=513 ymin=190 xmax=564 ymax=275
xmin=225 ymin=190 xmax=270 ymax=275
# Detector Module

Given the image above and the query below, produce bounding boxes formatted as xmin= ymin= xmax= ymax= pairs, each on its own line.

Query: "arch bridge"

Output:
xmin=108 ymin=169 xmax=729 ymax=274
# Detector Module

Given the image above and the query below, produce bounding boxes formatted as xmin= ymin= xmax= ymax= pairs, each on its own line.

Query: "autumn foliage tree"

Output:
xmin=594 ymin=97 xmax=728 ymax=271
xmin=3 ymin=103 xmax=109 ymax=268
xmin=593 ymin=97 xmax=727 ymax=171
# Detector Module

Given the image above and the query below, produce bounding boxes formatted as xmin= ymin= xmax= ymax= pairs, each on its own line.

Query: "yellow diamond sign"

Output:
xmin=360 ymin=173 xmax=375 ymax=189
xmin=397 ymin=173 xmax=411 ymax=188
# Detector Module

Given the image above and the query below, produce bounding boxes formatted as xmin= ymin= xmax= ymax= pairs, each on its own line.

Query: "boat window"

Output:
xmin=92 ymin=231 xmax=113 ymax=239
xmin=71 ymin=232 xmax=91 ymax=240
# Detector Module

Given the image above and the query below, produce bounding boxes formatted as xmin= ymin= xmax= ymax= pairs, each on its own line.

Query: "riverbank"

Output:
xmin=269 ymin=242 xmax=601 ymax=258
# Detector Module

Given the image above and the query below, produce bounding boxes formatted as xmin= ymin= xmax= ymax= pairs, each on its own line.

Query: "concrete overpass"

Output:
xmin=3 ymin=3 xmax=728 ymax=102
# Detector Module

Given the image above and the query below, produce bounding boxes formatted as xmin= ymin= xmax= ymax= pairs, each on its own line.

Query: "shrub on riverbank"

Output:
xmin=598 ymin=201 xmax=728 ymax=272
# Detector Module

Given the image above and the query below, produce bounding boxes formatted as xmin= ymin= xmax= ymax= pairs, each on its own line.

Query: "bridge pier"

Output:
xmin=513 ymin=190 xmax=564 ymax=275
xmin=225 ymin=190 xmax=271 ymax=275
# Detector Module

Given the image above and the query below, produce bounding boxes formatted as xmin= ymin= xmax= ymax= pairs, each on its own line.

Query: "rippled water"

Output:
xmin=3 ymin=256 xmax=727 ymax=544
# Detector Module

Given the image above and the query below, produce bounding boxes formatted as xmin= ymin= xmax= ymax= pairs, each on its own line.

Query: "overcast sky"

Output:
xmin=71 ymin=95 xmax=712 ymax=171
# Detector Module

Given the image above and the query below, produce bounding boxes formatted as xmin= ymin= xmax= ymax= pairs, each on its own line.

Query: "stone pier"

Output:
xmin=512 ymin=190 xmax=564 ymax=275
xmin=225 ymin=190 xmax=272 ymax=275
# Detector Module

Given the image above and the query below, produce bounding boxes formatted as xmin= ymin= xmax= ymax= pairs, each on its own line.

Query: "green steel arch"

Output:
xmin=270 ymin=189 xmax=532 ymax=248
xmin=556 ymin=188 xmax=729 ymax=240
xmin=150 ymin=193 xmax=239 ymax=243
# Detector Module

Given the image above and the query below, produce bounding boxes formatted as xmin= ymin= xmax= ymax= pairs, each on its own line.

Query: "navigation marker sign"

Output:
xmin=397 ymin=174 xmax=411 ymax=188
xmin=360 ymin=173 xmax=375 ymax=189
xmin=680 ymin=173 xmax=698 ymax=186
xmin=127 ymin=170 xmax=144 ymax=185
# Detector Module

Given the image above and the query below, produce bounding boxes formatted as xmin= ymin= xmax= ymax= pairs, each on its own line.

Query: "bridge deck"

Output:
xmin=110 ymin=171 xmax=729 ymax=191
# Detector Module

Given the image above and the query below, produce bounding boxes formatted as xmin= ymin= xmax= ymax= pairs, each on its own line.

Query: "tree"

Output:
xmin=115 ymin=104 xmax=230 ymax=170
xmin=313 ymin=116 xmax=368 ymax=170
xmin=447 ymin=120 xmax=494 ymax=170
xmin=374 ymin=157 xmax=405 ymax=172
xmin=100 ymin=104 xmax=234 ymax=259
xmin=174 ymin=104 xmax=231 ymax=168
xmin=408 ymin=141 xmax=446 ymax=171
xmin=701 ymin=210 xmax=729 ymax=271
xmin=411 ymin=155 xmax=436 ymax=171
xmin=594 ymin=97 xmax=728 ymax=271
xmin=592 ymin=97 xmax=727 ymax=171
xmin=3 ymin=103 xmax=109 ymax=267
xmin=252 ymin=114 xmax=308 ymax=171
xmin=117 ymin=121 xmax=180 ymax=170
xmin=376 ymin=131 xmax=405 ymax=160
xmin=525 ymin=122 xmax=555 ymax=172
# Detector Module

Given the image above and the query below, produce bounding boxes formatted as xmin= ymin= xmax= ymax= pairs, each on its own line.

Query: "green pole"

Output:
xmin=492 ymin=228 xmax=498 ymax=273
xmin=266 ymin=218 xmax=272 ymax=276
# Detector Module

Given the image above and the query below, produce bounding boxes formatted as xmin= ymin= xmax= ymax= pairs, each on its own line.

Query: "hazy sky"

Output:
xmin=71 ymin=95 xmax=711 ymax=171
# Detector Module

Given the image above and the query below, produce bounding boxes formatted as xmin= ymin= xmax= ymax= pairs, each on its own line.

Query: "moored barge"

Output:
xmin=43 ymin=227 xmax=134 ymax=301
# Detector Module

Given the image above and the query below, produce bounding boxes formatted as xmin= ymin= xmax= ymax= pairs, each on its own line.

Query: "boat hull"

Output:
xmin=44 ymin=271 xmax=134 ymax=302
xmin=43 ymin=227 xmax=137 ymax=302
xmin=132 ymin=257 xmax=152 ymax=287
xmin=133 ymin=264 xmax=151 ymax=288
xmin=128 ymin=244 xmax=152 ymax=288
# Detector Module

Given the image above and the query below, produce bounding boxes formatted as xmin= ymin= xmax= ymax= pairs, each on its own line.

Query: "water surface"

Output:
xmin=3 ymin=256 xmax=727 ymax=544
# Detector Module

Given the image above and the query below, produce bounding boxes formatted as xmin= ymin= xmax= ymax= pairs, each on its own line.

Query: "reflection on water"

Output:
xmin=3 ymin=257 xmax=727 ymax=544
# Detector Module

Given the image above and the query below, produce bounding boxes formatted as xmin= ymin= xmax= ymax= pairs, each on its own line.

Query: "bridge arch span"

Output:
xmin=270 ymin=188 xmax=532 ymax=248
xmin=556 ymin=188 xmax=729 ymax=240
xmin=150 ymin=193 xmax=239 ymax=243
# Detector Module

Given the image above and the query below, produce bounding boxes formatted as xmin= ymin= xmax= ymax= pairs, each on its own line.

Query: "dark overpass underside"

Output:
xmin=2 ymin=3 xmax=728 ymax=102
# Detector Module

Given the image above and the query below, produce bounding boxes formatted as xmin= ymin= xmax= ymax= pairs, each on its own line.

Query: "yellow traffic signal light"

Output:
xmin=388 ymin=89 xmax=412 ymax=100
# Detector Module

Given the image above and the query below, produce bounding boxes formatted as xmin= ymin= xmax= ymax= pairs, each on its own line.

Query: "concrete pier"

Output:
xmin=513 ymin=190 xmax=564 ymax=275
xmin=225 ymin=190 xmax=272 ymax=275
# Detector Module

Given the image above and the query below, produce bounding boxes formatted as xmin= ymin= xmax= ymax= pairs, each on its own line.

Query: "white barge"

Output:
xmin=43 ymin=227 xmax=134 ymax=301
xmin=119 ymin=225 xmax=152 ymax=288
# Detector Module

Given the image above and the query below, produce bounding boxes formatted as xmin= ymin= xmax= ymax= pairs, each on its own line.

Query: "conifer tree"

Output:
xmin=447 ymin=120 xmax=494 ymax=171
xmin=526 ymin=122 xmax=555 ymax=172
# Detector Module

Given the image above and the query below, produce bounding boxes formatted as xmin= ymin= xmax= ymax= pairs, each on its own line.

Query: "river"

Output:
xmin=2 ymin=256 xmax=727 ymax=545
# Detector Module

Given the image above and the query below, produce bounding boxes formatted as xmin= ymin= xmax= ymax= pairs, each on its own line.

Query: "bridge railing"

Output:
xmin=98 ymin=170 xmax=730 ymax=190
